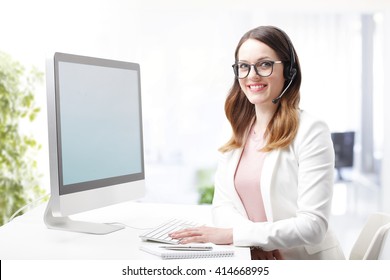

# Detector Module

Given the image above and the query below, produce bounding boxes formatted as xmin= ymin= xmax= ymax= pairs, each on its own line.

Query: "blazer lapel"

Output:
xmin=227 ymin=147 xmax=249 ymax=218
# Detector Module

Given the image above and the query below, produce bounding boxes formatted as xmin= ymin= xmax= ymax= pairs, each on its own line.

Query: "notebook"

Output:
xmin=139 ymin=243 xmax=235 ymax=259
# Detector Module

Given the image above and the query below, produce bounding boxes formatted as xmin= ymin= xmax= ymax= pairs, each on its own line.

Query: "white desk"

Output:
xmin=0 ymin=201 xmax=250 ymax=260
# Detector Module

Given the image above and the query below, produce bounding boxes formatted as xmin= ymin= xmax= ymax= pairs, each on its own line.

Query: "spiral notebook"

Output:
xmin=139 ymin=243 xmax=235 ymax=259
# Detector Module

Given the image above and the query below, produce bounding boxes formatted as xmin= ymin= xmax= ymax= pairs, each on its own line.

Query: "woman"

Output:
xmin=170 ymin=26 xmax=345 ymax=260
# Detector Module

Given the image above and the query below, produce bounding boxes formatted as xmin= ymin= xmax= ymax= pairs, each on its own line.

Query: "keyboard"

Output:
xmin=139 ymin=219 xmax=199 ymax=244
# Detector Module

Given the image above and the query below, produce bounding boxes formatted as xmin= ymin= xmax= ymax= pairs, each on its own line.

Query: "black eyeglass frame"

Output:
xmin=232 ymin=60 xmax=283 ymax=79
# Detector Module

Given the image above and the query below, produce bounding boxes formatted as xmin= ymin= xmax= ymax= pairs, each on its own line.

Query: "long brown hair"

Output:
xmin=219 ymin=26 xmax=301 ymax=153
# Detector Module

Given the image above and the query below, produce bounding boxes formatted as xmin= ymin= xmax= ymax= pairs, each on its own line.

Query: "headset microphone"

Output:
xmin=272 ymin=68 xmax=297 ymax=104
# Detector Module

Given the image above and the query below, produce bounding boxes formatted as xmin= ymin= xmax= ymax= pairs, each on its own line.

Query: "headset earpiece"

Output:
xmin=284 ymin=64 xmax=296 ymax=80
xmin=272 ymin=28 xmax=298 ymax=104
xmin=288 ymin=67 xmax=297 ymax=80
xmin=280 ymin=29 xmax=296 ymax=81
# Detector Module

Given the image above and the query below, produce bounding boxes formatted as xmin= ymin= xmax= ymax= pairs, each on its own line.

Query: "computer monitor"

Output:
xmin=44 ymin=52 xmax=145 ymax=234
xmin=331 ymin=131 xmax=355 ymax=181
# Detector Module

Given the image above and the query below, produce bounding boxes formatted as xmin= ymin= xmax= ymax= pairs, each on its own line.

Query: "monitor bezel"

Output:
xmin=53 ymin=52 xmax=145 ymax=196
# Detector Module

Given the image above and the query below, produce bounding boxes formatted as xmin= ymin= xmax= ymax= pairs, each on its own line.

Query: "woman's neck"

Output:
xmin=253 ymin=104 xmax=277 ymax=136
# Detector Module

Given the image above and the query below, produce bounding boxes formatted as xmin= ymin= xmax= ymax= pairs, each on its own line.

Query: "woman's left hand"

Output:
xmin=169 ymin=226 xmax=233 ymax=245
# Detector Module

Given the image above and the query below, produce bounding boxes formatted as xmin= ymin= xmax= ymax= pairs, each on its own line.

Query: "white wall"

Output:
xmin=381 ymin=8 xmax=390 ymax=212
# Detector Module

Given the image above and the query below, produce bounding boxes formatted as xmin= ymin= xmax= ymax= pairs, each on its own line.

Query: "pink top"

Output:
xmin=234 ymin=128 xmax=267 ymax=222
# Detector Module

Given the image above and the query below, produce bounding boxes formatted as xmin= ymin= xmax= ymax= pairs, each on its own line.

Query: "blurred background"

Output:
xmin=1 ymin=0 xmax=390 ymax=256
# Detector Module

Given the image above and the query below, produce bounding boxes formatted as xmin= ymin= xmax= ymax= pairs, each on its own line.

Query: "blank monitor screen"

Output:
xmin=57 ymin=60 xmax=144 ymax=194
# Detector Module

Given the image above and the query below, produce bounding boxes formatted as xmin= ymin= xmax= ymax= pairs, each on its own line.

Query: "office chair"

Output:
xmin=349 ymin=212 xmax=390 ymax=260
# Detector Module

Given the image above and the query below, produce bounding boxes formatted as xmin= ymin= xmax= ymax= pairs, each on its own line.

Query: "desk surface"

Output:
xmin=0 ymin=201 xmax=250 ymax=260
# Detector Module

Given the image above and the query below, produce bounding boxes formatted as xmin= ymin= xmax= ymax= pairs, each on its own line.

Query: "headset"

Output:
xmin=272 ymin=28 xmax=297 ymax=104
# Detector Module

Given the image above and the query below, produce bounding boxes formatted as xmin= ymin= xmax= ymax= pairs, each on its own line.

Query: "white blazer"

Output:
xmin=212 ymin=111 xmax=345 ymax=260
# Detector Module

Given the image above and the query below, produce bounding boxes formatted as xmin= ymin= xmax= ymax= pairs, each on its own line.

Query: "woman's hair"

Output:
xmin=219 ymin=26 xmax=302 ymax=153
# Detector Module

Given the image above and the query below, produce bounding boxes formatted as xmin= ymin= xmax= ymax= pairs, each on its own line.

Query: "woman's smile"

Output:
xmin=247 ymin=83 xmax=267 ymax=93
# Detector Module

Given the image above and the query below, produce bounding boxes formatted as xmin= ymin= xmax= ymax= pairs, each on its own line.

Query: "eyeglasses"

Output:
xmin=232 ymin=60 xmax=283 ymax=79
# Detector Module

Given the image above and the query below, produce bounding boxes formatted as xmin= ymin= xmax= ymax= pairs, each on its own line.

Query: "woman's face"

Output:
xmin=237 ymin=39 xmax=285 ymax=106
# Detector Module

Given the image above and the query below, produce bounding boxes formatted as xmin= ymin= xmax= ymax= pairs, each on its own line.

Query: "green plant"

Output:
xmin=0 ymin=51 xmax=46 ymax=226
xmin=196 ymin=168 xmax=216 ymax=204
xmin=198 ymin=185 xmax=215 ymax=205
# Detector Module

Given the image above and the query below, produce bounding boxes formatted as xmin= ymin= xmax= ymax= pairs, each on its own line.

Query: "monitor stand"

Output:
xmin=44 ymin=198 xmax=124 ymax=235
